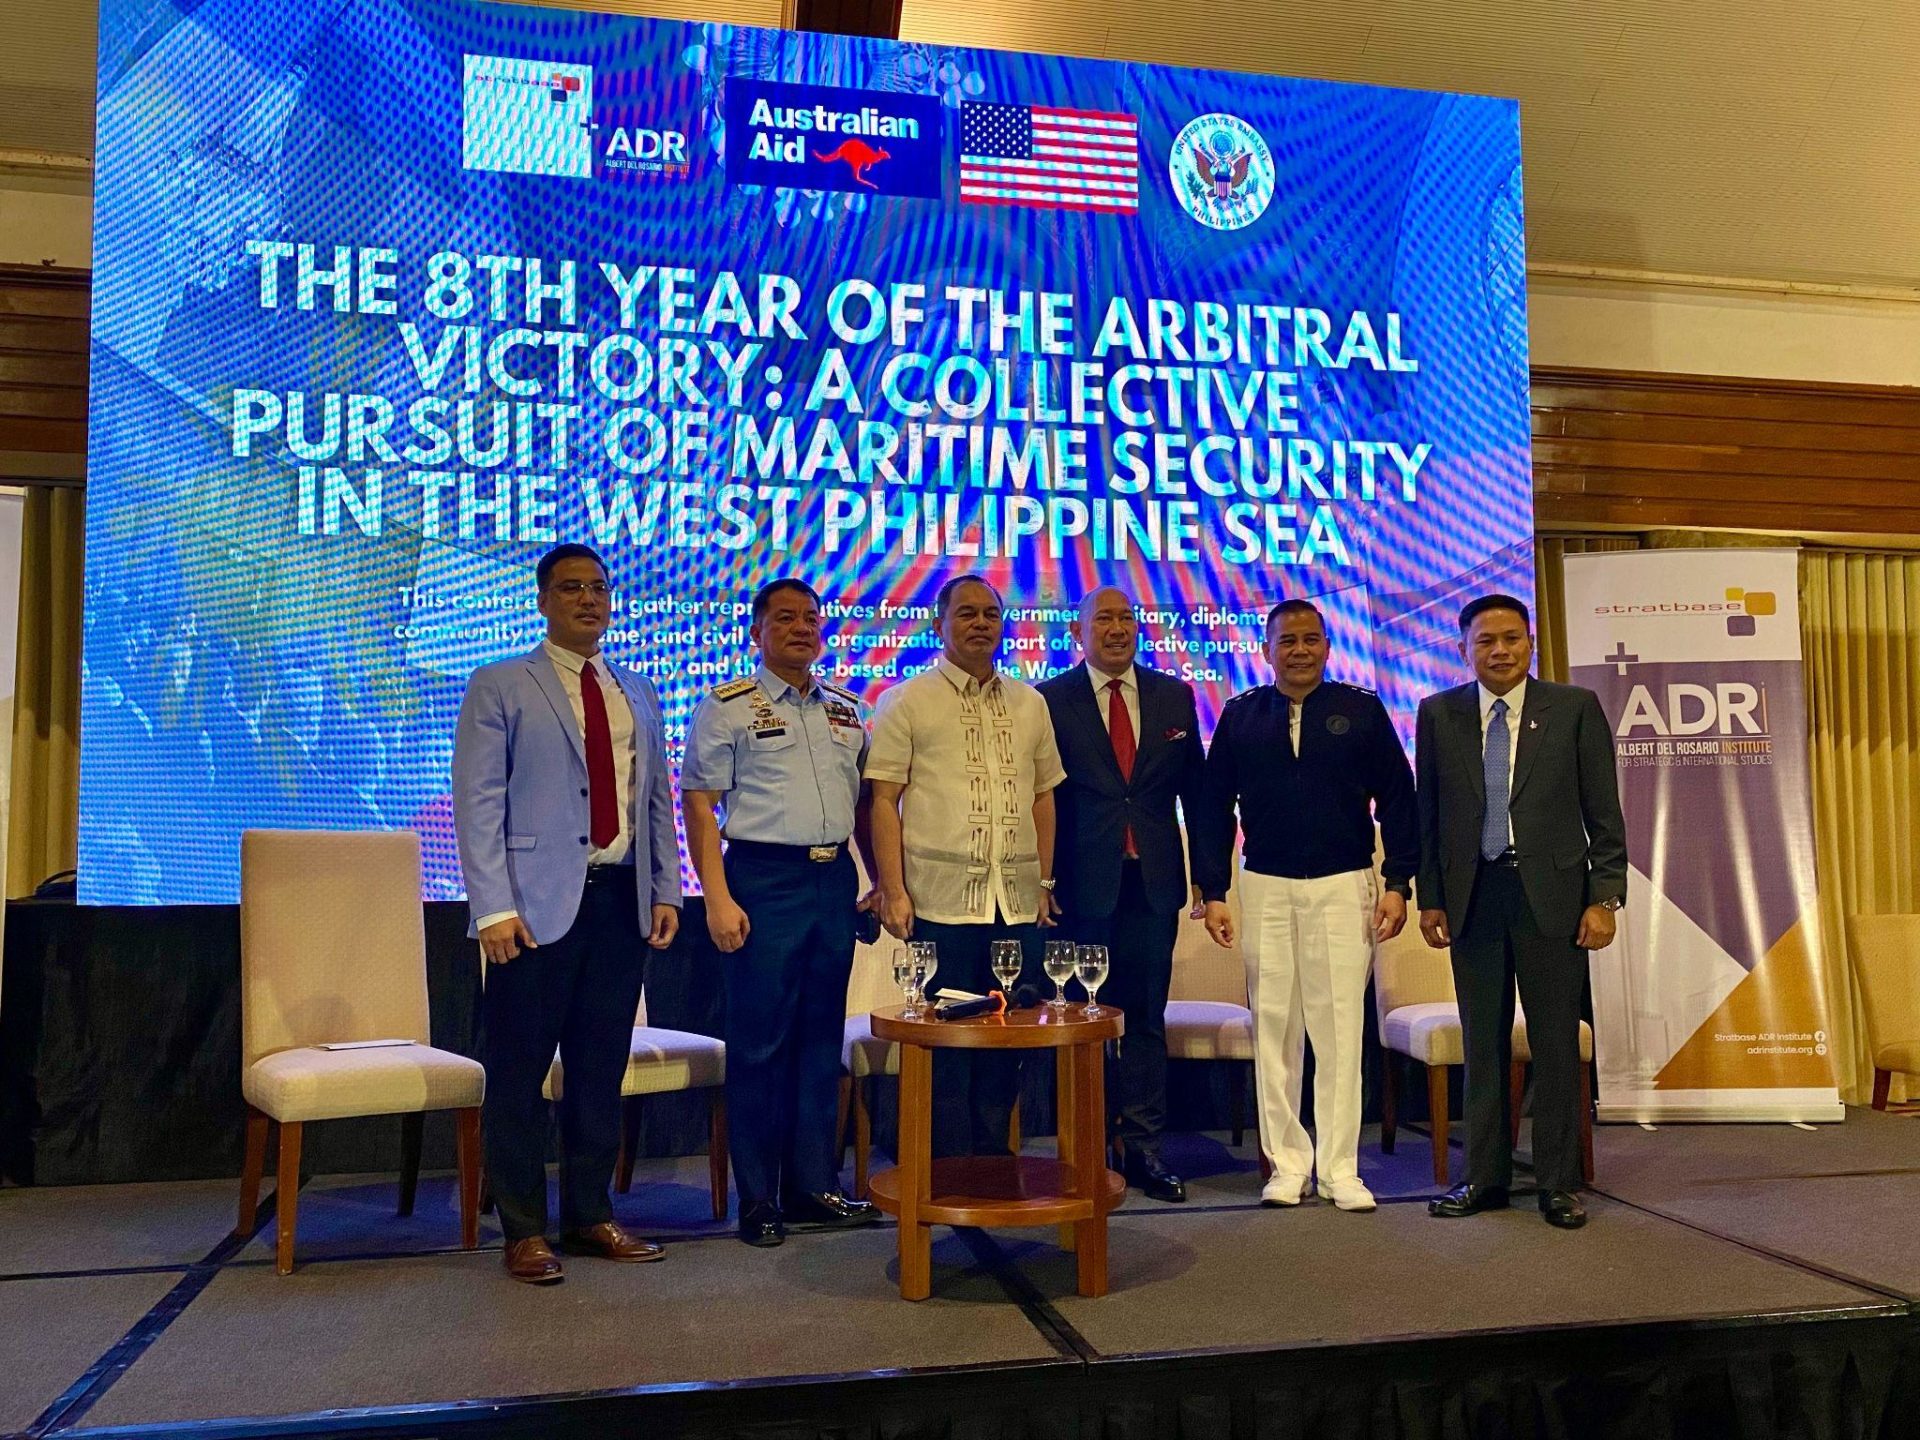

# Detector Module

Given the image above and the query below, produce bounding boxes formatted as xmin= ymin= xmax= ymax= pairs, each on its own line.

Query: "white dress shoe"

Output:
xmin=1317 ymin=1178 xmax=1377 ymax=1212
xmin=1260 ymin=1173 xmax=1308 ymax=1207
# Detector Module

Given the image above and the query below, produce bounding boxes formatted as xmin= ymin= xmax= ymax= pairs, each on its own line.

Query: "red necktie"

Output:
xmin=1107 ymin=679 xmax=1138 ymax=857
xmin=580 ymin=660 xmax=619 ymax=849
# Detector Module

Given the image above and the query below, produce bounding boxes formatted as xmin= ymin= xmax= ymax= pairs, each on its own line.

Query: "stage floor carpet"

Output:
xmin=5 ymin=1114 xmax=1918 ymax=1440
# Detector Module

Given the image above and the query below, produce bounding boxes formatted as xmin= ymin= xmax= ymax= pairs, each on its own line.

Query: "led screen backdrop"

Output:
xmin=82 ymin=0 xmax=1532 ymax=903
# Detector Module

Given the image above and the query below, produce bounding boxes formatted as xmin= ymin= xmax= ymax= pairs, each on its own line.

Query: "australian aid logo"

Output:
xmin=724 ymin=80 xmax=942 ymax=198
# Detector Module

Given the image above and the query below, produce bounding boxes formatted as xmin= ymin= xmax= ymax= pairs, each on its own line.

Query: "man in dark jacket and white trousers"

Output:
xmin=1416 ymin=593 xmax=1628 ymax=1230
xmin=1039 ymin=587 xmax=1207 ymax=1202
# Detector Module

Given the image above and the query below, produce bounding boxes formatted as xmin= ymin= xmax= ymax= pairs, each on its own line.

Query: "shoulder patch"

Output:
xmin=711 ymin=677 xmax=758 ymax=701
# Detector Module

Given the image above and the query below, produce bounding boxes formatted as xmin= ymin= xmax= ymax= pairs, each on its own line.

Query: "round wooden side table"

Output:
xmin=866 ymin=1003 xmax=1125 ymax=1301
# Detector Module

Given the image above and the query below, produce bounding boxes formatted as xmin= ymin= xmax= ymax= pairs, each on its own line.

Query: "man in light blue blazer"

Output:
xmin=454 ymin=543 xmax=682 ymax=1284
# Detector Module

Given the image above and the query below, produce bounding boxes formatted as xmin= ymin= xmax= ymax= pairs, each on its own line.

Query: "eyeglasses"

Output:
xmin=549 ymin=581 xmax=612 ymax=598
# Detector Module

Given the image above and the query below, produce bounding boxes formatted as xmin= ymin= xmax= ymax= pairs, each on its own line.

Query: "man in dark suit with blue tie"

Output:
xmin=1039 ymin=588 xmax=1206 ymax=1202
xmin=1415 ymin=594 xmax=1627 ymax=1230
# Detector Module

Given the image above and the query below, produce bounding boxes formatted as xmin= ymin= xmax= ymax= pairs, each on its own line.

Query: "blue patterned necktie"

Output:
xmin=1481 ymin=698 xmax=1511 ymax=861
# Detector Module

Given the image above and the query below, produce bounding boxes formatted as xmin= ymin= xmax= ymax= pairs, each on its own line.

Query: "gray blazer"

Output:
xmin=1414 ymin=679 xmax=1627 ymax=940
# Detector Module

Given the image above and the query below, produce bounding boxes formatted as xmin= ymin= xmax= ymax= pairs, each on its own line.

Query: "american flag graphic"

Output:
xmin=959 ymin=102 xmax=1139 ymax=212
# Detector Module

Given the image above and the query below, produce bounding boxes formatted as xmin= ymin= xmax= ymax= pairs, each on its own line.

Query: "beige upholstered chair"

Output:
xmin=1166 ymin=868 xmax=1257 ymax=1148
xmin=544 ymin=992 xmax=729 ymax=1217
xmin=1373 ymin=920 xmax=1594 ymax=1184
xmin=1845 ymin=914 xmax=1920 ymax=1111
xmin=840 ymin=931 xmax=909 ymax=1198
xmin=236 ymin=830 xmax=485 ymax=1275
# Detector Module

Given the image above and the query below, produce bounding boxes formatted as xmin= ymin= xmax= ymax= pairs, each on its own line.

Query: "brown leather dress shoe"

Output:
xmin=503 ymin=1236 xmax=565 ymax=1285
xmin=558 ymin=1221 xmax=666 ymax=1262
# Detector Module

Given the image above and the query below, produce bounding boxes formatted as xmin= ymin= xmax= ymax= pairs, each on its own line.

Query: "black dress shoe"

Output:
xmin=1428 ymin=1182 xmax=1511 ymax=1218
xmin=782 ymin=1191 xmax=880 ymax=1228
xmin=737 ymin=1203 xmax=785 ymax=1248
xmin=1539 ymin=1190 xmax=1588 ymax=1229
xmin=1129 ymin=1153 xmax=1187 ymax=1204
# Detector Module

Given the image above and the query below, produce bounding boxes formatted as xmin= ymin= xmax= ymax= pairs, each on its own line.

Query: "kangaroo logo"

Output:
xmin=814 ymin=138 xmax=891 ymax=189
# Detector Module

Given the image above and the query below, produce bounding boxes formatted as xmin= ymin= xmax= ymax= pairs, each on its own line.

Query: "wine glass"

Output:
xmin=989 ymin=940 xmax=1023 ymax=1000
xmin=892 ymin=952 xmax=917 ymax=1016
xmin=1076 ymin=944 xmax=1111 ymax=1018
xmin=907 ymin=940 xmax=938 ymax=1017
xmin=1043 ymin=940 xmax=1075 ymax=1010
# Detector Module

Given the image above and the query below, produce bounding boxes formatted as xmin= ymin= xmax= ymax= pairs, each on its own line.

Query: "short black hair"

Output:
xmin=1459 ymin=593 xmax=1531 ymax=633
xmin=751 ymin=578 xmax=821 ymax=623
xmin=935 ymin=573 xmax=1002 ymax=617
xmin=1265 ymin=598 xmax=1324 ymax=634
xmin=536 ymin=543 xmax=609 ymax=591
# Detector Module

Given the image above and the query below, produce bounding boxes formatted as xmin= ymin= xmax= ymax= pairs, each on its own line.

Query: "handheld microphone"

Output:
xmin=931 ymin=991 xmax=1006 ymax=1021
xmin=1008 ymin=983 xmax=1045 ymax=1010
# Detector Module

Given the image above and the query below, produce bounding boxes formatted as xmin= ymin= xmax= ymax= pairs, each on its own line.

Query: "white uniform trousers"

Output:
xmin=1238 ymin=866 xmax=1376 ymax=1183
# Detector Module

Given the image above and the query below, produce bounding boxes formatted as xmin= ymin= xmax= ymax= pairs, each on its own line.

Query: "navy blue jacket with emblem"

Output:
xmin=1191 ymin=681 xmax=1418 ymax=902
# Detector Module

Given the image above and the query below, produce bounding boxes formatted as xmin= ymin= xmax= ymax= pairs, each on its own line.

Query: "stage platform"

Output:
xmin=5 ymin=1115 xmax=1918 ymax=1440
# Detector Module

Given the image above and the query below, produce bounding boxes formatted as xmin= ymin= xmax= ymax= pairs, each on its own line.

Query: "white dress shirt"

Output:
xmin=864 ymin=658 xmax=1066 ymax=925
xmin=1477 ymin=676 xmax=1527 ymax=848
xmin=474 ymin=640 xmax=637 ymax=933
xmin=1087 ymin=663 xmax=1140 ymax=743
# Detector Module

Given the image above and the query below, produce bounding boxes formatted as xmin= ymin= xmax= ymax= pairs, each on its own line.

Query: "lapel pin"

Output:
xmin=1528 ymin=720 xmax=1538 ymax=730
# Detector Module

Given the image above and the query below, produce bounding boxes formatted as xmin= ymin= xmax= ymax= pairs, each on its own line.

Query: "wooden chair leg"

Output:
xmin=1379 ymin=1054 xmax=1398 ymax=1154
xmin=275 ymin=1120 xmax=303 ymax=1276
xmin=1228 ymin=1061 xmax=1248 ymax=1147
xmin=708 ymin=1090 xmax=729 ymax=1220
xmin=1427 ymin=1064 xmax=1450 ymax=1187
xmin=1509 ymin=1061 xmax=1526 ymax=1148
xmin=236 ymin=1107 xmax=270 ymax=1237
xmin=853 ymin=1076 xmax=873 ymax=1200
xmin=1580 ymin=1064 xmax=1596 ymax=1184
xmin=455 ymin=1107 xmax=482 ymax=1250
xmin=1872 ymin=1068 xmax=1892 ymax=1112
xmin=616 ymin=1095 xmax=642 ymax=1195
xmin=397 ymin=1111 xmax=424 ymax=1218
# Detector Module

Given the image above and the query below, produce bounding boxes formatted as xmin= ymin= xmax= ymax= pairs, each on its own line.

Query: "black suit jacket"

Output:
xmin=1414 ymin=678 xmax=1628 ymax=940
xmin=1039 ymin=663 xmax=1206 ymax=918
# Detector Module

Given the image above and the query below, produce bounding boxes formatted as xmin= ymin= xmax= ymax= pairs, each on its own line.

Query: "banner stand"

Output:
xmin=0 ymin=487 xmax=25 ymax=1020
xmin=1565 ymin=548 xmax=1841 ymax=1123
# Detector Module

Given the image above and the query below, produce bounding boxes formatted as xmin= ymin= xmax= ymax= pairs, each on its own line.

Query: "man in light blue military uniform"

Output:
xmin=682 ymin=578 xmax=881 ymax=1247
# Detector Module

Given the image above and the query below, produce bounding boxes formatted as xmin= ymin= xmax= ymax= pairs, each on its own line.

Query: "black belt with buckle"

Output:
xmin=726 ymin=838 xmax=848 ymax=865
xmin=585 ymin=863 xmax=635 ymax=885
xmin=1485 ymin=848 xmax=1520 ymax=869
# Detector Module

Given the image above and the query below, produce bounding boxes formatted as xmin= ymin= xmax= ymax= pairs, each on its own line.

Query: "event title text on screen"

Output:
xmin=229 ymin=243 xmax=1440 ymax=568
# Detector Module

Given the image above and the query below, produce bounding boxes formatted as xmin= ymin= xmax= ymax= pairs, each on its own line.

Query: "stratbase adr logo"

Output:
xmin=1170 ymin=112 xmax=1274 ymax=231
xmin=601 ymin=125 xmax=690 ymax=179
xmin=463 ymin=56 xmax=592 ymax=179
xmin=1592 ymin=586 xmax=1776 ymax=637
xmin=724 ymin=79 xmax=942 ymax=199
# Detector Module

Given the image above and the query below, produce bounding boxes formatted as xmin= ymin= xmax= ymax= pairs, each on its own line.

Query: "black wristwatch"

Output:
xmin=1599 ymin=896 xmax=1624 ymax=912
xmin=1385 ymin=880 xmax=1412 ymax=900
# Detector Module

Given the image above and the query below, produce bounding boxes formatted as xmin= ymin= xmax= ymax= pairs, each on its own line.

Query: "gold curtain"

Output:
xmin=1533 ymin=534 xmax=1642 ymax=683
xmin=8 ymin=486 xmax=83 ymax=897
xmin=1803 ymin=551 xmax=1920 ymax=1105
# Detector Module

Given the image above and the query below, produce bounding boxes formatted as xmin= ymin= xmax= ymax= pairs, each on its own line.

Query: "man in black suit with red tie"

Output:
xmin=1040 ymin=587 xmax=1207 ymax=1202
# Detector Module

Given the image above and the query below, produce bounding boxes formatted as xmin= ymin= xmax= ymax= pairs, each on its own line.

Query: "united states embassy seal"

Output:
xmin=1169 ymin=112 xmax=1274 ymax=231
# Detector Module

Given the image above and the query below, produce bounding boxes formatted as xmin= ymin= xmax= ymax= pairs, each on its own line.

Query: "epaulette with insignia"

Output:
xmin=819 ymin=680 xmax=860 ymax=703
xmin=711 ymin=677 xmax=758 ymax=701
xmin=1333 ymin=680 xmax=1378 ymax=697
